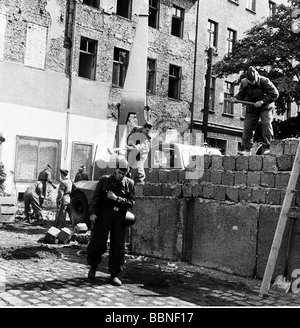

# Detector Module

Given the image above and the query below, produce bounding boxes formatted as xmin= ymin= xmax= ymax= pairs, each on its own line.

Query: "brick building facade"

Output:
xmin=0 ymin=0 xmax=287 ymax=194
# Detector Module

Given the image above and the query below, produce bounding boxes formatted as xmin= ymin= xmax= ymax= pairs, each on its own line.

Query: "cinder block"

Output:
xmin=161 ymin=183 xmax=171 ymax=196
xmin=44 ymin=227 xmax=60 ymax=244
xmin=58 ymin=227 xmax=72 ymax=244
xmin=251 ymin=187 xmax=266 ymax=204
xmin=248 ymin=156 xmax=262 ymax=171
xmin=225 ymin=186 xmax=239 ymax=202
xmin=235 ymin=171 xmax=247 ymax=186
xmin=221 ymin=171 xmax=234 ymax=186
xmin=202 ymin=184 xmax=214 ymax=199
xmin=277 ymin=155 xmax=293 ymax=171
xmin=170 ymin=184 xmax=182 ymax=197
xmin=275 ymin=172 xmax=290 ymax=189
xmin=238 ymin=187 xmax=252 ymax=202
xmin=168 ymin=170 xmax=179 ymax=183
xmin=262 ymin=156 xmax=277 ymax=172
xmin=283 ymin=139 xmax=299 ymax=155
xmin=236 ymin=156 xmax=249 ymax=171
xmin=182 ymin=184 xmax=192 ymax=197
xmin=152 ymin=184 xmax=162 ymax=196
xmin=247 ymin=171 xmax=261 ymax=186
xmin=199 ymin=169 xmax=210 ymax=183
xmin=265 ymin=188 xmax=281 ymax=205
xmin=204 ymin=155 xmax=212 ymax=169
xmin=214 ymin=185 xmax=226 ymax=201
xmin=143 ymin=183 xmax=152 ymax=196
xmin=192 ymin=183 xmax=202 ymax=198
xmin=134 ymin=183 xmax=144 ymax=197
xmin=149 ymin=170 xmax=159 ymax=183
xmin=223 ymin=156 xmax=236 ymax=171
xmin=261 ymin=172 xmax=275 ymax=188
xmin=211 ymin=155 xmax=223 ymax=169
xmin=74 ymin=223 xmax=88 ymax=233
xmin=158 ymin=170 xmax=168 ymax=183
xmin=210 ymin=170 xmax=222 ymax=185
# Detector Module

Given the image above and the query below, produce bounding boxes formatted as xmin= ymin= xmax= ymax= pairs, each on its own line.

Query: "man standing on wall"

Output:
xmin=38 ymin=164 xmax=56 ymax=206
xmin=231 ymin=66 xmax=279 ymax=156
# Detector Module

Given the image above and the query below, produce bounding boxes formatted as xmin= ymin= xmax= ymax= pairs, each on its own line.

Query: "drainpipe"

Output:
xmin=190 ymin=0 xmax=200 ymax=135
xmin=64 ymin=0 xmax=77 ymax=167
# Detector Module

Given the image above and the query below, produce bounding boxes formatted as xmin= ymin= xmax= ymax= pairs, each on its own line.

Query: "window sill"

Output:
xmin=246 ymin=8 xmax=256 ymax=14
xmin=222 ymin=113 xmax=234 ymax=118
xmin=228 ymin=0 xmax=239 ymax=6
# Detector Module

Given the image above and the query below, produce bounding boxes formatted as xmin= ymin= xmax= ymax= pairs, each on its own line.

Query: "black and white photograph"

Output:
xmin=1 ymin=0 xmax=300 ymax=315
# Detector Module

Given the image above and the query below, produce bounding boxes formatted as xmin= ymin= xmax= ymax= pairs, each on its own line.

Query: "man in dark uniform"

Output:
xmin=74 ymin=165 xmax=89 ymax=182
xmin=38 ymin=164 xmax=56 ymax=206
xmin=24 ymin=181 xmax=44 ymax=226
xmin=87 ymin=157 xmax=135 ymax=286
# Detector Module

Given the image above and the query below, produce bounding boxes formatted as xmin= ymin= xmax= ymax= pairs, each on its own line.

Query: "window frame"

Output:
xmin=147 ymin=57 xmax=157 ymax=95
xmin=78 ymin=36 xmax=98 ymax=80
xmin=116 ymin=0 xmax=132 ymax=20
xmin=269 ymin=1 xmax=276 ymax=17
xmin=246 ymin=0 xmax=256 ymax=13
xmin=168 ymin=64 xmax=182 ymax=100
xmin=223 ymin=81 xmax=235 ymax=116
xmin=171 ymin=5 xmax=184 ymax=38
xmin=207 ymin=20 xmax=218 ymax=48
xmin=227 ymin=28 xmax=237 ymax=54
xmin=14 ymin=136 xmax=61 ymax=182
xmin=82 ymin=0 xmax=100 ymax=9
xmin=149 ymin=0 xmax=160 ymax=29
xmin=112 ymin=47 xmax=129 ymax=88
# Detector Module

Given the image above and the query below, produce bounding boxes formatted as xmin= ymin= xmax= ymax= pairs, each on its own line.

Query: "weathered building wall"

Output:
xmin=131 ymin=139 xmax=300 ymax=279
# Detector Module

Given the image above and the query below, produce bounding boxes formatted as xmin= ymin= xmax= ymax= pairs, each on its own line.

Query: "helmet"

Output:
xmin=124 ymin=211 xmax=136 ymax=226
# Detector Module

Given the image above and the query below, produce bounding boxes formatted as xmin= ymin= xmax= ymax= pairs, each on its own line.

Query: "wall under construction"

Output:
xmin=131 ymin=139 xmax=300 ymax=280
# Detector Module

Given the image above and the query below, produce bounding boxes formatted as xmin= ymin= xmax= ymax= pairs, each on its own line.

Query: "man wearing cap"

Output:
xmin=127 ymin=121 xmax=152 ymax=184
xmin=38 ymin=164 xmax=56 ymax=206
xmin=74 ymin=165 xmax=89 ymax=182
xmin=231 ymin=66 xmax=279 ymax=156
xmin=0 ymin=162 xmax=6 ymax=194
xmin=54 ymin=169 xmax=73 ymax=229
xmin=87 ymin=157 xmax=135 ymax=286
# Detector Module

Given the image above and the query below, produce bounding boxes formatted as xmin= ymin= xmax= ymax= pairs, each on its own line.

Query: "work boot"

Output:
xmin=237 ymin=149 xmax=251 ymax=156
xmin=110 ymin=275 xmax=122 ymax=286
xmin=88 ymin=267 xmax=97 ymax=281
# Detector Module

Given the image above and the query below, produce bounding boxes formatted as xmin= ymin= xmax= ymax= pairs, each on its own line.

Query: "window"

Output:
xmin=246 ymin=0 xmax=256 ymax=12
xmin=15 ymin=136 xmax=61 ymax=181
xmin=171 ymin=5 xmax=184 ymax=38
xmin=82 ymin=0 xmax=100 ymax=8
xmin=71 ymin=142 xmax=93 ymax=181
xmin=227 ymin=28 xmax=237 ymax=54
xmin=116 ymin=0 xmax=132 ymax=19
xmin=78 ymin=37 xmax=97 ymax=80
xmin=0 ymin=13 xmax=6 ymax=60
xmin=147 ymin=58 xmax=156 ymax=94
xmin=269 ymin=1 xmax=276 ymax=16
xmin=149 ymin=0 xmax=159 ymax=29
xmin=207 ymin=138 xmax=227 ymax=155
xmin=168 ymin=64 xmax=181 ymax=99
xmin=207 ymin=20 xmax=218 ymax=48
xmin=241 ymin=104 xmax=246 ymax=118
xmin=24 ymin=23 xmax=48 ymax=69
xmin=223 ymin=81 xmax=234 ymax=115
xmin=209 ymin=77 xmax=216 ymax=111
xmin=112 ymin=47 xmax=129 ymax=87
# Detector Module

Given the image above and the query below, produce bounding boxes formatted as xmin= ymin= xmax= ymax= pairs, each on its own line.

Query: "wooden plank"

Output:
xmin=0 ymin=204 xmax=18 ymax=214
xmin=259 ymin=141 xmax=300 ymax=297
xmin=0 ymin=214 xmax=15 ymax=223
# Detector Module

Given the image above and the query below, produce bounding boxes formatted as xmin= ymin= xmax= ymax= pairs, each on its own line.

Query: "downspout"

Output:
xmin=64 ymin=0 xmax=77 ymax=167
xmin=190 ymin=0 xmax=200 ymax=135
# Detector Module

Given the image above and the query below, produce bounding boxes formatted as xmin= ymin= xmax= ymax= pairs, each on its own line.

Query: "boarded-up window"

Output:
xmin=70 ymin=143 xmax=93 ymax=180
xmin=24 ymin=23 xmax=48 ymax=69
xmin=15 ymin=136 xmax=61 ymax=181
xmin=0 ymin=13 xmax=6 ymax=60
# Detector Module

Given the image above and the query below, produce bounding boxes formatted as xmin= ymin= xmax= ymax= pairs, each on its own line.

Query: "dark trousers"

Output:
xmin=24 ymin=191 xmax=42 ymax=221
xmin=242 ymin=108 xmax=273 ymax=150
xmin=87 ymin=207 xmax=126 ymax=276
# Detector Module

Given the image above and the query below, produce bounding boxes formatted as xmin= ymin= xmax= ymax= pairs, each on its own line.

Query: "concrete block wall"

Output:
xmin=132 ymin=139 xmax=300 ymax=279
